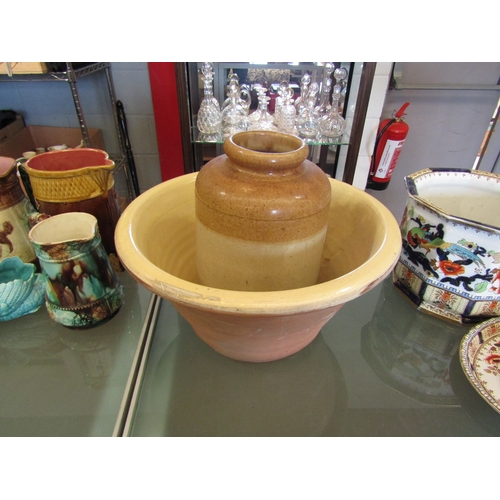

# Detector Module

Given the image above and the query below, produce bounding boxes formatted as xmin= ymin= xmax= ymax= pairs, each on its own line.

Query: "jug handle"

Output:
xmin=15 ymin=158 xmax=38 ymax=211
xmin=14 ymin=158 xmax=51 ymax=228
xmin=27 ymin=209 xmax=51 ymax=229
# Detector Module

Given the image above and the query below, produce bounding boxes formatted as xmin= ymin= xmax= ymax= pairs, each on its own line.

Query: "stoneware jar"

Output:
xmin=28 ymin=212 xmax=124 ymax=329
xmin=24 ymin=149 xmax=121 ymax=255
xmin=393 ymin=167 xmax=500 ymax=323
xmin=195 ymin=131 xmax=332 ymax=291
xmin=0 ymin=156 xmax=37 ymax=264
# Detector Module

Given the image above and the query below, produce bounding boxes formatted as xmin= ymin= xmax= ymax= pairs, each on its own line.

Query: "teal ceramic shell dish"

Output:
xmin=0 ymin=256 xmax=46 ymax=321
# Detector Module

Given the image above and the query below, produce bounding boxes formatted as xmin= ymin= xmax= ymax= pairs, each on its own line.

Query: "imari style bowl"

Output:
xmin=393 ymin=168 xmax=500 ymax=324
xmin=115 ymin=172 xmax=401 ymax=363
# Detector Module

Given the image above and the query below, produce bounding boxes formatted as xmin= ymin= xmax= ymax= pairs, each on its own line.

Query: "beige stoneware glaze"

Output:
xmin=115 ymin=172 xmax=401 ymax=363
xmin=195 ymin=131 xmax=331 ymax=291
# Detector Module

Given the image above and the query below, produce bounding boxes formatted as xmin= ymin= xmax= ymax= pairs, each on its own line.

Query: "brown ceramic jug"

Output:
xmin=0 ymin=156 xmax=37 ymax=264
xmin=195 ymin=131 xmax=331 ymax=291
xmin=24 ymin=148 xmax=121 ymax=255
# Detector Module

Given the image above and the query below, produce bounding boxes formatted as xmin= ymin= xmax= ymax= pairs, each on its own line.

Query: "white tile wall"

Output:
xmin=110 ymin=62 xmax=162 ymax=193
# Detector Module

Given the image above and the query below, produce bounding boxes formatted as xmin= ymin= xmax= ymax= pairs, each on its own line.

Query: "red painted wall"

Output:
xmin=148 ymin=62 xmax=185 ymax=180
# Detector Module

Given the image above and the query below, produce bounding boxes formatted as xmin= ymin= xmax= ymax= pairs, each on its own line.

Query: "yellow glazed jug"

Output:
xmin=24 ymin=148 xmax=121 ymax=255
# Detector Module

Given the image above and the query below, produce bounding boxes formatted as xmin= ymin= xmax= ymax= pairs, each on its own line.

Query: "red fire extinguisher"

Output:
xmin=366 ymin=102 xmax=410 ymax=191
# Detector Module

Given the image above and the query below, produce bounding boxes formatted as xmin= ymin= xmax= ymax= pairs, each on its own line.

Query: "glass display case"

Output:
xmin=175 ymin=62 xmax=376 ymax=181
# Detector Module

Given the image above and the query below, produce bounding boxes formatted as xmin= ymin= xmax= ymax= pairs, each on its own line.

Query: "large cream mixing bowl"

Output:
xmin=115 ymin=172 xmax=401 ymax=362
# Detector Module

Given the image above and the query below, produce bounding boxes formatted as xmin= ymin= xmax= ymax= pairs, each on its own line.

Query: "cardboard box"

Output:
xmin=0 ymin=125 xmax=106 ymax=159
xmin=0 ymin=62 xmax=49 ymax=75
xmin=0 ymin=115 xmax=25 ymax=144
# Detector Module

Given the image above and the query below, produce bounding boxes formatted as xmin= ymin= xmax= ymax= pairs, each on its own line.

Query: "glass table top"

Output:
xmin=125 ymin=277 xmax=500 ymax=437
xmin=0 ymin=271 xmax=152 ymax=437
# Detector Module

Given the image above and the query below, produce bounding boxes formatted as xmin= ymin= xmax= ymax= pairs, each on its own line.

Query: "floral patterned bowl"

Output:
xmin=393 ymin=168 xmax=500 ymax=324
xmin=0 ymin=256 xmax=46 ymax=322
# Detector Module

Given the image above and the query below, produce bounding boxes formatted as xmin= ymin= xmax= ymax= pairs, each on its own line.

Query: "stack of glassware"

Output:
xmin=196 ymin=62 xmax=349 ymax=143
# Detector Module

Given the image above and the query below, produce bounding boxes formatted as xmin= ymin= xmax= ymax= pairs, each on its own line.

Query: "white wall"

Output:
xmin=110 ymin=63 xmax=162 ymax=191
xmin=368 ymin=67 xmax=500 ymax=221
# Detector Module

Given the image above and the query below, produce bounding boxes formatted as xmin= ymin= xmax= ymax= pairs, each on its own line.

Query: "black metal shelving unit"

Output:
xmin=0 ymin=62 xmax=134 ymax=201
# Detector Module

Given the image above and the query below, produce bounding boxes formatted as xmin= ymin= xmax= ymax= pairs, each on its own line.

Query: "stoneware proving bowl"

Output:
xmin=115 ymin=173 xmax=401 ymax=362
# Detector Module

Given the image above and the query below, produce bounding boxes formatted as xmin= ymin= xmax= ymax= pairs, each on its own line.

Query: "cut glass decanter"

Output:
xmin=318 ymin=82 xmax=346 ymax=139
xmin=248 ymin=85 xmax=278 ymax=131
xmin=296 ymin=82 xmax=320 ymax=141
xmin=277 ymin=86 xmax=296 ymax=135
xmin=196 ymin=62 xmax=222 ymax=136
xmin=221 ymin=81 xmax=248 ymax=137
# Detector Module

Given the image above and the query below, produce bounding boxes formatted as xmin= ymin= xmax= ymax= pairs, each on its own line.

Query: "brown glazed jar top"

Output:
xmin=195 ymin=131 xmax=331 ymax=222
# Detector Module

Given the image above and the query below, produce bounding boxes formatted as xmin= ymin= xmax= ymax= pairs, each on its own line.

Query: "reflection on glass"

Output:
xmin=361 ymin=279 xmax=467 ymax=405
xmin=131 ymin=312 xmax=348 ymax=437
xmin=315 ymin=62 xmax=334 ymax=116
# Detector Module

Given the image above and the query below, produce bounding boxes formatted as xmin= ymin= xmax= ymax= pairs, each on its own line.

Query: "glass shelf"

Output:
xmin=0 ymin=271 xmax=153 ymax=437
xmin=124 ymin=276 xmax=500 ymax=437
xmin=192 ymin=127 xmax=351 ymax=146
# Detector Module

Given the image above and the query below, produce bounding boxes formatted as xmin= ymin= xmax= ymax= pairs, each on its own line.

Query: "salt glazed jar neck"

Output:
xmin=225 ymin=131 xmax=308 ymax=174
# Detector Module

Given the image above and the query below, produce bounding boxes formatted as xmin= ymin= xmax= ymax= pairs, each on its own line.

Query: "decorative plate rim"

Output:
xmin=460 ymin=317 xmax=500 ymax=414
